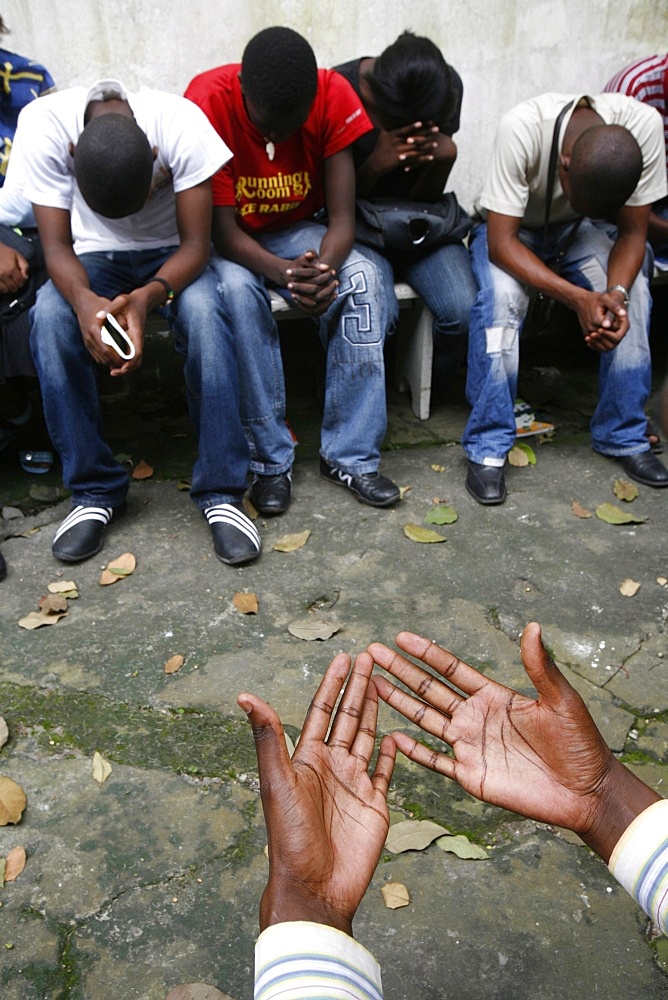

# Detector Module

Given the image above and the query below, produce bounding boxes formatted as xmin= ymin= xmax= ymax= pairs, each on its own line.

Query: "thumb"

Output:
xmin=520 ymin=622 xmax=575 ymax=708
xmin=237 ymin=692 xmax=292 ymax=787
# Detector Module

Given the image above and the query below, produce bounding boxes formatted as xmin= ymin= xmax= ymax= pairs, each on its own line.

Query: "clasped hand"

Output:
xmin=78 ymin=291 xmax=144 ymax=375
xmin=577 ymin=288 xmax=629 ymax=352
xmin=286 ymin=249 xmax=338 ymax=315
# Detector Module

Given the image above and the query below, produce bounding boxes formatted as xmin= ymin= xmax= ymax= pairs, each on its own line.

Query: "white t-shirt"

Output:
xmin=477 ymin=92 xmax=667 ymax=228
xmin=16 ymin=79 xmax=231 ymax=253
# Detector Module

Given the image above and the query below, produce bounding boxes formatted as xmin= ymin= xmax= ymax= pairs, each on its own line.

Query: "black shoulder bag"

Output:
xmin=524 ymin=100 xmax=583 ymax=335
xmin=354 ymin=191 xmax=473 ymax=253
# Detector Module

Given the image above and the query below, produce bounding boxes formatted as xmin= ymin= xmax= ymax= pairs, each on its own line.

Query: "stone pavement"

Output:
xmin=0 ymin=312 xmax=667 ymax=999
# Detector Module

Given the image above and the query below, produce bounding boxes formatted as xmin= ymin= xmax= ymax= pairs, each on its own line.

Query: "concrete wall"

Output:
xmin=2 ymin=0 xmax=665 ymax=209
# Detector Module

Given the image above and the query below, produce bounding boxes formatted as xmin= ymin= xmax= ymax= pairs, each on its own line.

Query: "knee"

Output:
xmin=30 ymin=283 xmax=78 ymax=359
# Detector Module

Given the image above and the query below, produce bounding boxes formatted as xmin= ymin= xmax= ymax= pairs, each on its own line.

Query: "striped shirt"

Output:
xmin=608 ymin=799 xmax=668 ymax=935
xmin=604 ymin=54 xmax=668 ymax=176
xmin=255 ymin=921 xmax=383 ymax=1000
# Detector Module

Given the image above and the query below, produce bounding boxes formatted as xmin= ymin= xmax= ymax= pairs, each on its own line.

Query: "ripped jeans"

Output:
xmin=462 ymin=220 xmax=653 ymax=465
xmin=212 ymin=221 xmax=392 ymax=476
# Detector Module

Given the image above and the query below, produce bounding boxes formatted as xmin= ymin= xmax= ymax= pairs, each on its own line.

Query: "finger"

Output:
xmin=300 ymin=652 xmax=352 ymax=743
xmin=368 ymin=640 xmax=467 ymax=714
xmin=236 ymin=691 xmax=293 ymax=789
xmin=520 ymin=622 xmax=584 ymax=711
xmin=373 ymin=673 xmax=452 ymax=744
xmin=370 ymin=734 xmax=396 ymax=798
xmin=329 ymin=651 xmax=374 ymax=750
xmin=348 ymin=669 xmax=380 ymax=765
xmin=396 ymin=632 xmax=492 ymax=697
xmin=391 ymin=729 xmax=457 ymax=780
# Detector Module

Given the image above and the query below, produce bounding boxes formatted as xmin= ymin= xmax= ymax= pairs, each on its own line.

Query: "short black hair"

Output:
xmin=240 ymin=26 xmax=317 ymax=114
xmin=74 ymin=114 xmax=154 ymax=219
xmin=568 ymin=124 xmax=643 ymax=219
xmin=363 ymin=30 xmax=455 ymax=130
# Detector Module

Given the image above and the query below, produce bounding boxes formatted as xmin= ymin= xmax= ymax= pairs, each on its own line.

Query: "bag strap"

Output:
xmin=541 ymin=100 xmax=575 ymax=255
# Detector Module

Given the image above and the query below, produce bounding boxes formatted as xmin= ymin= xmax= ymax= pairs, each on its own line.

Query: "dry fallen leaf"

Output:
xmin=18 ymin=609 xmax=68 ymax=630
xmin=403 ymin=523 xmax=447 ymax=544
xmin=99 ymin=552 xmax=136 ymax=585
xmin=4 ymin=845 xmax=26 ymax=882
xmin=572 ymin=500 xmax=592 ymax=519
xmin=619 ymin=578 xmax=641 ymax=597
xmin=233 ymin=592 xmax=259 ymax=614
xmin=288 ymin=618 xmax=341 ymax=641
xmin=508 ymin=445 xmax=529 ymax=467
xmin=164 ymin=654 xmax=185 ymax=675
xmin=273 ymin=530 xmax=311 ymax=553
xmin=165 ymin=984 xmax=235 ymax=1000
xmin=381 ymin=882 xmax=410 ymax=909
xmin=430 ymin=464 xmax=445 ymax=473
xmin=243 ymin=496 xmax=259 ymax=520
xmin=595 ymin=503 xmax=647 ymax=525
xmin=0 ymin=718 xmax=8 ymax=751
xmin=435 ymin=834 xmax=489 ymax=860
xmin=176 ymin=480 xmax=192 ymax=491
xmin=38 ymin=593 xmax=68 ymax=614
xmin=132 ymin=459 xmax=154 ymax=480
xmin=613 ymin=479 xmax=639 ymax=502
xmin=0 ymin=776 xmax=27 ymax=825
xmin=48 ymin=580 xmax=78 ymax=596
xmin=0 ymin=856 xmax=4 ymax=886
xmin=385 ymin=819 xmax=449 ymax=853
xmin=399 ymin=485 xmax=411 ymax=499
xmin=92 ymin=751 xmax=112 ymax=785
xmin=657 ymin=576 xmax=667 ymax=587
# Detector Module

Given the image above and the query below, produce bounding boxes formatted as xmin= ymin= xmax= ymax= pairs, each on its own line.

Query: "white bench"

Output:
xmin=269 ymin=282 xmax=433 ymax=420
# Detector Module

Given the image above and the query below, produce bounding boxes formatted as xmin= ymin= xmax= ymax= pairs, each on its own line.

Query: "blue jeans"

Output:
xmin=30 ymin=249 xmax=250 ymax=510
xmin=211 ymin=221 xmax=392 ymax=476
xmin=462 ymin=221 xmax=653 ymax=465
xmin=362 ymin=241 xmax=477 ymax=376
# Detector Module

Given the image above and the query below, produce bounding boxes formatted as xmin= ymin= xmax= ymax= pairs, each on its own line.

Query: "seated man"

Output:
xmin=18 ymin=80 xmax=260 ymax=565
xmin=335 ymin=31 xmax=477 ymax=387
xmin=185 ymin=27 xmax=399 ymax=517
xmin=604 ymin=54 xmax=668 ymax=261
xmin=462 ymin=92 xmax=668 ymax=504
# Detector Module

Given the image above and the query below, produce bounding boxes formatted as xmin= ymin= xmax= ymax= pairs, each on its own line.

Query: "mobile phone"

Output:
xmin=100 ymin=313 xmax=136 ymax=360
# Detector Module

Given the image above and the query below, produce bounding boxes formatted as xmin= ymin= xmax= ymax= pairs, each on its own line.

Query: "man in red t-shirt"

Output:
xmin=186 ymin=27 xmax=399 ymax=516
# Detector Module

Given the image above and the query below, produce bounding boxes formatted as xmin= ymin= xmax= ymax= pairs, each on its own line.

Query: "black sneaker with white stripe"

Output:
xmin=204 ymin=503 xmax=261 ymax=565
xmin=52 ymin=504 xmax=118 ymax=563
xmin=319 ymin=457 xmax=400 ymax=507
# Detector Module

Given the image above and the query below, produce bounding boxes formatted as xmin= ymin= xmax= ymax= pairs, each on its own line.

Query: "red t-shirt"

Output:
xmin=185 ymin=65 xmax=372 ymax=233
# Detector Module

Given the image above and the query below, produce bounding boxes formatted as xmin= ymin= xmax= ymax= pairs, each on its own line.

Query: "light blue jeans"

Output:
xmin=211 ymin=221 xmax=392 ymax=476
xmin=30 ymin=249 xmax=250 ymax=510
xmin=361 ymin=241 xmax=477 ymax=378
xmin=462 ymin=220 xmax=653 ymax=465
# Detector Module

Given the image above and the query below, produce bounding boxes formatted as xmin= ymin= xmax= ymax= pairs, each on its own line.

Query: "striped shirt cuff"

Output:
xmin=608 ymin=799 xmax=668 ymax=934
xmin=255 ymin=921 xmax=383 ymax=999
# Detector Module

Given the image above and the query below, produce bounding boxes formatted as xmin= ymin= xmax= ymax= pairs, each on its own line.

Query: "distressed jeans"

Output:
xmin=30 ymin=249 xmax=250 ymax=510
xmin=462 ymin=220 xmax=653 ymax=465
xmin=211 ymin=221 xmax=392 ymax=476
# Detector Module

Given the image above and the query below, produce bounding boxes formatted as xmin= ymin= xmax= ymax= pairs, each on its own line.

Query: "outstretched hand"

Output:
xmin=370 ymin=623 xmax=659 ymax=862
xmin=238 ymin=651 xmax=396 ymax=935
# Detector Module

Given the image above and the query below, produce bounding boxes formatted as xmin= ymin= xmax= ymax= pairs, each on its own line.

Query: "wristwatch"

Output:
xmin=606 ymin=283 xmax=630 ymax=307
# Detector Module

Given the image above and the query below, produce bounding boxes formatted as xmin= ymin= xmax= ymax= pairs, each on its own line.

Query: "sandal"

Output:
xmin=647 ymin=418 xmax=663 ymax=455
xmin=19 ymin=449 xmax=54 ymax=474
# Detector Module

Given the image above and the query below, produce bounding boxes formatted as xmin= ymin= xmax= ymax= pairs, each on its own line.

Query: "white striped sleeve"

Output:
xmin=608 ymin=799 xmax=668 ymax=935
xmin=255 ymin=922 xmax=383 ymax=1000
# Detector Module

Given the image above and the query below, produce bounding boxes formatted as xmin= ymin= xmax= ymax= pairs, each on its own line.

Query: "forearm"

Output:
xmin=608 ymin=799 xmax=668 ymax=934
xmin=318 ymin=216 xmax=354 ymax=271
xmin=579 ymin=757 xmax=661 ymax=864
xmin=606 ymin=232 xmax=646 ymax=296
xmin=214 ymin=223 xmax=288 ymax=286
xmin=490 ymin=234 xmax=587 ymax=312
xmin=255 ymin=922 xmax=383 ymax=1000
xmin=260 ymin=880 xmax=353 ymax=937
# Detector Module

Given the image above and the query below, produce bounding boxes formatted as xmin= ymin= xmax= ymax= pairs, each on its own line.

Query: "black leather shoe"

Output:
xmin=52 ymin=504 xmax=121 ymax=563
xmin=0 ymin=548 xmax=6 ymax=581
xmin=466 ymin=460 xmax=507 ymax=505
xmin=319 ymin=458 xmax=400 ymax=507
xmin=617 ymin=451 xmax=668 ymax=488
xmin=249 ymin=471 xmax=292 ymax=515
xmin=205 ymin=503 xmax=262 ymax=564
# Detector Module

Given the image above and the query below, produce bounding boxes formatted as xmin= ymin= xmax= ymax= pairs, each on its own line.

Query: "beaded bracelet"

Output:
xmin=145 ymin=275 xmax=175 ymax=302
